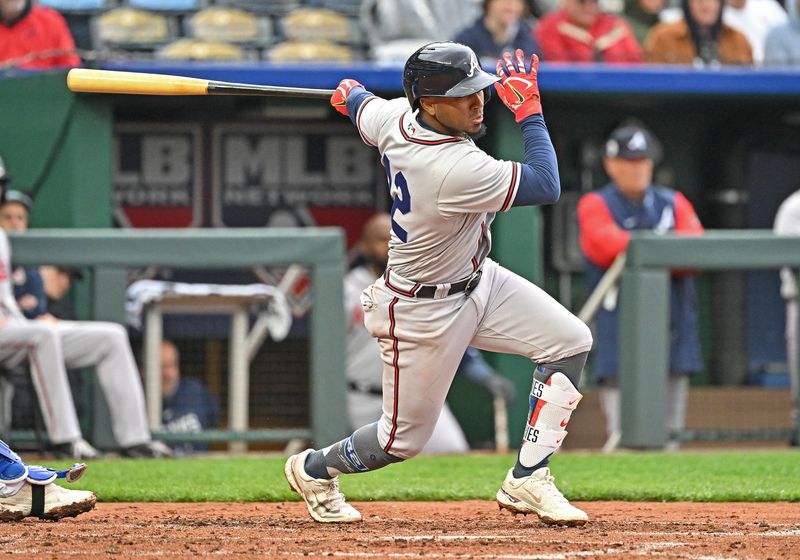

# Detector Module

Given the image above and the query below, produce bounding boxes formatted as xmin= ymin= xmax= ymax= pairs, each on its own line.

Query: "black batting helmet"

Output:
xmin=403 ymin=42 xmax=499 ymax=110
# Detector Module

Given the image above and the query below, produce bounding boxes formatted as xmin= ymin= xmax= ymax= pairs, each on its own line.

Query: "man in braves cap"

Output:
xmin=577 ymin=121 xmax=704 ymax=452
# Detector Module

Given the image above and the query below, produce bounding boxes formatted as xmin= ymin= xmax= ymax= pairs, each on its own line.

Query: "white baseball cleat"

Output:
xmin=0 ymin=482 xmax=96 ymax=522
xmin=284 ymin=449 xmax=362 ymax=523
xmin=496 ymin=467 xmax=588 ymax=527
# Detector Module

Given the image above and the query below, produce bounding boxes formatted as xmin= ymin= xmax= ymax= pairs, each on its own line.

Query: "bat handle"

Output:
xmin=494 ymin=395 xmax=510 ymax=454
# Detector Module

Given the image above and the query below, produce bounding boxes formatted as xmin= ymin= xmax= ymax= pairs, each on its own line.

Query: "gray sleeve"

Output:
xmin=0 ymin=232 xmax=24 ymax=319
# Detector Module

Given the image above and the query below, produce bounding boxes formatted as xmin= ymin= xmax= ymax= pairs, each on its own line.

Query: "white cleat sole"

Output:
xmin=496 ymin=489 xmax=587 ymax=527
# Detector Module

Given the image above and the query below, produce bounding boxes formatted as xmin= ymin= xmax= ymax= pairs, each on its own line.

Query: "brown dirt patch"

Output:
xmin=3 ymin=501 xmax=799 ymax=559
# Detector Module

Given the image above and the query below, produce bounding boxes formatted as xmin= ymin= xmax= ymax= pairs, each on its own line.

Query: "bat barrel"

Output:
xmin=67 ymin=68 xmax=210 ymax=95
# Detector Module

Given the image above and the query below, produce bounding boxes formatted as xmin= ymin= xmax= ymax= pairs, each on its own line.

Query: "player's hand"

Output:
xmin=494 ymin=49 xmax=542 ymax=122
xmin=484 ymin=373 xmax=516 ymax=405
xmin=330 ymin=78 xmax=364 ymax=116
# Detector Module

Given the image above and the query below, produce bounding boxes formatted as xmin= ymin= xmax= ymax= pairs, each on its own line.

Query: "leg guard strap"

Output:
xmin=532 ymin=379 xmax=582 ymax=410
xmin=27 ymin=463 xmax=86 ymax=486
xmin=31 ymin=485 xmax=45 ymax=518
xmin=522 ymin=425 xmax=568 ymax=448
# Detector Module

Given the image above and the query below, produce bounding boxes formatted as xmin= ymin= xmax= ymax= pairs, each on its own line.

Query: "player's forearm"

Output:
xmin=345 ymin=87 xmax=375 ymax=126
xmin=512 ymin=114 xmax=560 ymax=207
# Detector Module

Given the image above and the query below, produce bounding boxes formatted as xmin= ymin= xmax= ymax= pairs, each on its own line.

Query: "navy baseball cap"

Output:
xmin=4 ymin=190 xmax=32 ymax=212
xmin=605 ymin=125 xmax=661 ymax=161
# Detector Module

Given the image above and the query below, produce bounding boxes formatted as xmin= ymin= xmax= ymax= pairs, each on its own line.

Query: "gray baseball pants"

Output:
xmin=0 ymin=319 xmax=150 ymax=447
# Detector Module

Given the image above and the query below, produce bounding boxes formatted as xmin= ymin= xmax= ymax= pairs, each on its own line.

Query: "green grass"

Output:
xmin=55 ymin=450 xmax=800 ymax=503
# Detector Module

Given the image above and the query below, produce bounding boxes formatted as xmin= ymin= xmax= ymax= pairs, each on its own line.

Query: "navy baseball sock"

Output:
xmin=304 ymin=422 xmax=403 ymax=479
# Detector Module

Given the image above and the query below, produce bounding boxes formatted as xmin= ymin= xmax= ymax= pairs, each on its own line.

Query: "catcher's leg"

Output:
xmin=0 ymin=440 xmax=95 ymax=522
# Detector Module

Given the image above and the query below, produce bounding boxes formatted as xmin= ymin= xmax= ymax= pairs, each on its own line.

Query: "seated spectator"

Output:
xmin=0 ymin=191 xmax=45 ymax=320
xmin=454 ymin=0 xmax=541 ymax=65
xmin=623 ymin=0 xmax=668 ymax=46
xmin=723 ymin=0 xmax=787 ymax=65
xmin=159 ymin=339 xmax=219 ymax=455
xmin=764 ymin=0 xmax=800 ymax=67
xmin=535 ymin=0 xmax=643 ymax=63
xmin=39 ymin=265 xmax=82 ymax=320
xmin=361 ymin=0 xmax=481 ymax=62
xmin=0 ymin=0 xmax=80 ymax=70
xmin=644 ymin=0 xmax=752 ymax=66
xmin=0 ymin=160 xmax=171 ymax=460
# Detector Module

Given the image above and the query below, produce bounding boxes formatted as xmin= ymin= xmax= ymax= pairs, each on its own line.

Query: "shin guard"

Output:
xmin=518 ymin=370 xmax=582 ymax=469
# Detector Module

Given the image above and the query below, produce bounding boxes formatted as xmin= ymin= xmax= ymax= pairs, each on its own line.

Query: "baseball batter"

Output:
xmin=285 ymin=43 xmax=593 ymax=526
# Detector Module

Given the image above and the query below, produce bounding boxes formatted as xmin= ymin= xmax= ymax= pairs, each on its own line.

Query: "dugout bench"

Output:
xmin=6 ymin=228 xmax=347 ymax=449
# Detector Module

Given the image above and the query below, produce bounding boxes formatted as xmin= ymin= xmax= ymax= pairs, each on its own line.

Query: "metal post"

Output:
xmin=310 ymin=261 xmax=347 ymax=447
xmin=619 ymin=267 xmax=670 ymax=448
xmin=144 ymin=304 xmax=163 ymax=433
xmin=228 ymin=308 xmax=249 ymax=453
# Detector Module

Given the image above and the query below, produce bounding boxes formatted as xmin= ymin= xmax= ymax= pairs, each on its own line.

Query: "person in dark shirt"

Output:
xmin=160 ymin=339 xmax=219 ymax=455
xmin=455 ymin=0 xmax=540 ymax=65
xmin=0 ymin=190 xmax=45 ymax=320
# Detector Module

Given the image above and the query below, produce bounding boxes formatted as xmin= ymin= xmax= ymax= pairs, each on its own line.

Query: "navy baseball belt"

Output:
xmin=384 ymin=268 xmax=482 ymax=299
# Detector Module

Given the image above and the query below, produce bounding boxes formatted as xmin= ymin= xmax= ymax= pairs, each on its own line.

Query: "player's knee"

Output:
xmin=564 ymin=316 xmax=593 ymax=353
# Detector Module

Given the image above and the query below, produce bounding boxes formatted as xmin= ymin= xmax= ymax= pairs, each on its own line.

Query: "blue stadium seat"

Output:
xmin=214 ymin=0 xmax=300 ymax=16
xmin=127 ymin=0 xmax=202 ymax=11
xmin=39 ymin=0 xmax=113 ymax=11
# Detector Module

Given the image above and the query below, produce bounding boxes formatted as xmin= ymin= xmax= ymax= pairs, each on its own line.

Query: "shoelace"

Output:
xmin=320 ymin=478 xmax=347 ymax=510
xmin=537 ymin=470 xmax=570 ymax=505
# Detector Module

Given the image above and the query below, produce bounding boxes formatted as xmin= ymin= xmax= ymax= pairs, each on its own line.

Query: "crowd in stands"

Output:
xmin=1 ymin=0 xmax=798 ymax=69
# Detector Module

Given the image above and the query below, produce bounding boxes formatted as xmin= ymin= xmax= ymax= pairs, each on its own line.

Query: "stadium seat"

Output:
xmin=127 ymin=0 xmax=204 ymax=11
xmin=157 ymin=38 xmax=247 ymax=60
xmin=185 ymin=7 xmax=272 ymax=45
xmin=213 ymin=0 xmax=300 ymax=16
xmin=93 ymin=7 xmax=174 ymax=47
xmin=268 ymin=41 xmax=353 ymax=63
xmin=39 ymin=0 xmax=114 ymax=11
xmin=310 ymin=0 xmax=363 ymax=17
xmin=281 ymin=8 xmax=352 ymax=44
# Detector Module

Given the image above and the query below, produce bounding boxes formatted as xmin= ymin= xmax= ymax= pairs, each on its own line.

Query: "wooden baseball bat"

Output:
xmin=66 ymin=69 xmax=335 ymax=99
xmin=494 ymin=395 xmax=510 ymax=454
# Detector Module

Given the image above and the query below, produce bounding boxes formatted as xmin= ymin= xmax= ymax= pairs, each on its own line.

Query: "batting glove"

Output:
xmin=494 ymin=49 xmax=542 ymax=122
xmin=330 ymin=78 xmax=364 ymax=116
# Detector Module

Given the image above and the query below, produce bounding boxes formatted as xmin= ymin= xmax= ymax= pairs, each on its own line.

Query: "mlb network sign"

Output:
xmin=211 ymin=123 xmax=378 ymax=227
xmin=113 ymin=122 xmax=382 ymax=229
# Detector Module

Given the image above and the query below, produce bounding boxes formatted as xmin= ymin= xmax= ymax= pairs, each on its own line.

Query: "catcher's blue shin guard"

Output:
xmin=513 ymin=352 xmax=588 ymax=478
xmin=1 ymin=439 xmax=87 ymax=498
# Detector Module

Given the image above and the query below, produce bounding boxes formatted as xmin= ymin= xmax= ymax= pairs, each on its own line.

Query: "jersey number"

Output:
xmin=382 ymin=155 xmax=410 ymax=243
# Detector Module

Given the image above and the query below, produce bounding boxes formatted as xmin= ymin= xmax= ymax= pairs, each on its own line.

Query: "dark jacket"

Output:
xmin=454 ymin=17 xmax=539 ymax=63
xmin=577 ymin=183 xmax=704 ymax=378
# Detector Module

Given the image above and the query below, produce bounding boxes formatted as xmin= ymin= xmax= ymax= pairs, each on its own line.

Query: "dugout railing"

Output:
xmin=619 ymin=230 xmax=800 ymax=449
xmin=4 ymin=228 xmax=347 ymax=449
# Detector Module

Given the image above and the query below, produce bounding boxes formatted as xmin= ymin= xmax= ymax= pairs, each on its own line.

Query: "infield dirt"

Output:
xmin=3 ymin=501 xmax=799 ymax=559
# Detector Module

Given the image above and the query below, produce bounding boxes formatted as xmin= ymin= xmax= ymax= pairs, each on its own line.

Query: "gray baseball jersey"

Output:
xmin=0 ymin=230 xmax=151 ymax=447
xmin=353 ymin=98 xmax=592 ymax=458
